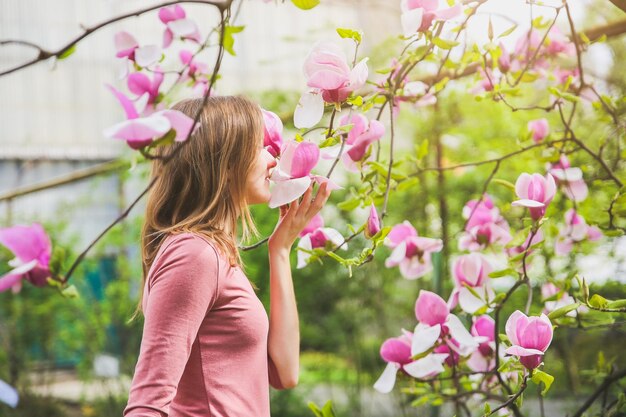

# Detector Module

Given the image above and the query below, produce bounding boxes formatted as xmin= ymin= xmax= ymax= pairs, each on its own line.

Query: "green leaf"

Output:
xmin=58 ymin=44 xmax=76 ymax=60
xmin=606 ymin=299 xmax=626 ymax=309
xmin=308 ymin=402 xmax=324 ymax=417
xmin=498 ymin=24 xmax=518 ymax=39
xmin=150 ymin=129 xmax=177 ymax=148
xmin=337 ymin=198 xmax=361 ymax=211
xmin=223 ymin=25 xmax=245 ymax=56
xmin=62 ymin=285 xmax=80 ymax=299
xmin=336 ymin=28 xmax=362 ymax=43
xmin=531 ymin=369 xmax=554 ymax=396
xmin=589 ymin=294 xmax=609 ymax=309
xmin=432 ymin=37 xmax=459 ymax=50
xmin=347 ymin=95 xmax=363 ymax=106
xmin=397 ymin=177 xmax=419 ymax=192
xmin=292 ymin=0 xmax=320 ymax=10
xmin=547 ymin=302 xmax=580 ymax=320
xmin=489 ymin=268 xmax=516 ymax=278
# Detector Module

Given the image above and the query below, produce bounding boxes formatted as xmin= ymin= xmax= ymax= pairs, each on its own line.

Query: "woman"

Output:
xmin=124 ymin=96 xmax=331 ymax=417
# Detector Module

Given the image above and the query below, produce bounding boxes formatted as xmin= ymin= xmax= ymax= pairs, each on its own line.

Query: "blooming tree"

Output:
xmin=1 ymin=0 xmax=626 ymax=416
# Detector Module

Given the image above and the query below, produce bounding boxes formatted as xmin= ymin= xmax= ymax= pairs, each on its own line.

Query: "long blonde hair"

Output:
xmin=134 ymin=95 xmax=262 ymax=317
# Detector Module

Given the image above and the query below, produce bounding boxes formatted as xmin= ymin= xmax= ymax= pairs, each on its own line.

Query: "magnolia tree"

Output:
xmin=1 ymin=0 xmax=626 ymax=416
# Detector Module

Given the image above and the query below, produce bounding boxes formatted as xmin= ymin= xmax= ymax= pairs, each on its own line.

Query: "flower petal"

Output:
xmin=134 ymin=45 xmax=162 ymax=68
xmin=411 ymin=323 xmax=441 ymax=356
xmin=294 ymin=91 xmax=324 ymax=129
xmin=401 ymin=8 xmax=424 ymax=37
xmin=404 ymin=354 xmax=445 ymax=379
xmin=373 ymin=362 xmax=400 ymax=394
xmin=268 ymin=177 xmax=312 ymax=209
xmin=0 ymin=379 xmax=19 ymax=408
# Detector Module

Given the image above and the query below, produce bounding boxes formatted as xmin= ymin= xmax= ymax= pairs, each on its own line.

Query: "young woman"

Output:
xmin=124 ymin=96 xmax=331 ymax=417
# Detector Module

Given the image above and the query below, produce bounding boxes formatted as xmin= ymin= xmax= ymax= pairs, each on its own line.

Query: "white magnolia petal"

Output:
xmin=0 ymin=379 xmax=18 ymax=408
xmin=458 ymin=286 xmax=487 ymax=314
xmin=411 ymin=323 xmax=441 ymax=356
xmin=294 ymin=91 xmax=324 ymax=129
xmin=167 ymin=19 xmax=199 ymax=37
xmin=6 ymin=259 xmax=38 ymax=276
xmin=296 ymin=235 xmax=313 ymax=269
xmin=268 ymin=177 xmax=312 ymax=208
xmin=446 ymin=314 xmax=478 ymax=355
xmin=404 ymin=354 xmax=445 ymax=379
xmin=385 ymin=240 xmax=407 ymax=267
xmin=401 ymin=8 xmax=424 ymax=37
xmin=135 ymin=45 xmax=161 ymax=68
xmin=321 ymin=227 xmax=347 ymax=250
xmin=373 ymin=362 xmax=400 ymax=394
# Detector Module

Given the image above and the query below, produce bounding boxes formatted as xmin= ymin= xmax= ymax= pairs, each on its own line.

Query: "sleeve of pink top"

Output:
xmin=124 ymin=235 xmax=221 ymax=417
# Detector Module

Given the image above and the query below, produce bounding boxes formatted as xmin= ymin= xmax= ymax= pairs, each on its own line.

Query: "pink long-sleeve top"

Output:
xmin=124 ymin=233 xmax=283 ymax=417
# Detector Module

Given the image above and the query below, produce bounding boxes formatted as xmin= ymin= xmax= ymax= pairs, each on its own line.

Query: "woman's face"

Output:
xmin=244 ymin=145 xmax=277 ymax=205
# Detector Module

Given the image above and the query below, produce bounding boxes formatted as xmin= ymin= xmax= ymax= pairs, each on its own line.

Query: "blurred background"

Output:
xmin=1 ymin=0 xmax=625 ymax=416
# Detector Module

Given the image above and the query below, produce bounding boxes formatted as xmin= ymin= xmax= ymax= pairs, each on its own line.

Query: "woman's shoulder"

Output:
xmin=155 ymin=232 xmax=223 ymax=267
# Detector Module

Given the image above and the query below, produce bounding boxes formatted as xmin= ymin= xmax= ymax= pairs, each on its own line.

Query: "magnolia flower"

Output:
xmin=114 ymin=31 xmax=161 ymax=78
xmin=365 ymin=203 xmax=381 ymax=239
xmin=400 ymin=0 xmax=462 ymax=37
xmin=304 ymin=41 xmax=368 ymax=104
xmin=528 ymin=118 xmax=549 ymax=143
xmin=498 ymin=42 xmax=512 ymax=73
xmin=296 ymin=215 xmax=346 ymax=268
xmin=0 ymin=224 xmax=52 ymax=293
xmin=127 ymin=69 xmax=164 ymax=106
xmin=384 ymin=221 xmax=443 ymax=279
xmin=411 ymin=291 xmax=479 ymax=363
xmin=268 ymin=140 xmax=319 ymax=208
xmin=262 ymin=109 xmax=284 ymax=157
xmin=448 ymin=253 xmax=495 ymax=314
xmin=0 ymin=379 xmax=18 ymax=408
xmin=458 ymin=195 xmax=512 ymax=251
xmin=545 ymin=27 xmax=576 ymax=57
xmin=158 ymin=5 xmax=202 ymax=48
xmin=323 ymin=114 xmax=385 ymax=172
xmin=104 ymin=85 xmax=195 ymax=149
xmin=373 ymin=332 xmax=449 ymax=393
xmin=505 ymin=311 xmax=553 ymax=370
xmin=555 ymin=209 xmax=602 ymax=256
xmin=467 ymin=315 xmax=498 ymax=372
xmin=548 ymin=155 xmax=588 ymax=202
xmin=512 ymin=172 xmax=556 ymax=220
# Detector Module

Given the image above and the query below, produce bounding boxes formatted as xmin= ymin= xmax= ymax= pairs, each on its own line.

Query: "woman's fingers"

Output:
xmin=306 ymin=182 xmax=330 ymax=218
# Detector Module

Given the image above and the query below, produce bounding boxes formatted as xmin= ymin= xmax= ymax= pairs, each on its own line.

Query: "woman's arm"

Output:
xmin=267 ymin=182 xmax=331 ymax=389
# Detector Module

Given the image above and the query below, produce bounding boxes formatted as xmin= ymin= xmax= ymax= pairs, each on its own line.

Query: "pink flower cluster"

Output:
xmin=0 ymin=224 xmax=52 ymax=293
xmin=458 ymin=195 xmax=512 ymax=251
xmin=296 ymin=214 xmax=346 ymax=269
xmin=294 ymin=42 xmax=368 ymax=129
xmin=374 ymin=290 xmax=480 ymax=393
xmin=384 ymin=221 xmax=443 ymax=279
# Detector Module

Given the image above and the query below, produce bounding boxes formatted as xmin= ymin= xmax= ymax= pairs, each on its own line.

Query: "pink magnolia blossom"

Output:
xmin=400 ymin=0 xmax=462 ymax=37
xmin=528 ymin=118 xmax=549 ymax=143
xmin=127 ymin=70 xmax=163 ymax=105
xmin=512 ymin=172 xmax=557 ymax=220
xmin=412 ymin=291 xmax=479 ymax=360
xmin=459 ymin=195 xmax=512 ymax=251
xmin=448 ymin=253 xmax=495 ymax=314
xmin=296 ymin=215 xmax=346 ymax=268
xmin=114 ymin=31 xmax=161 ymax=76
xmin=505 ymin=310 xmax=553 ymax=370
xmin=365 ymin=203 xmax=381 ymax=239
xmin=384 ymin=221 xmax=443 ymax=279
xmin=269 ymin=140 xmax=322 ymax=208
xmin=158 ymin=5 xmax=202 ymax=48
xmin=0 ymin=224 xmax=52 ymax=293
xmin=548 ymin=155 xmax=588 ymax=202
xmin=555 ymin=209 xmax=602 ymax=256
xmin=323 ymin=114 xmax=385 ymax=171
xmin=0 ymin=379 xmax=18 ymax=408
xmin=373 ymin=332 xmax=449 ymax=393
xmin=303 ymin=42 xmax=368 ymax=104
xmin=545 ymin=27 xmax=576 ymax=57
xmin=262 ymin=109 xmax=284 ymax=157
xmin=498 ymin=42 xmax=512 ymax=73
xmin=467 ymin=315 xmax=498 ymax=372
xmin=104 ymin=85 xmax=195 ymax=150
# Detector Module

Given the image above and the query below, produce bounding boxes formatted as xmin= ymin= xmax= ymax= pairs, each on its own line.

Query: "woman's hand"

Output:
xmin=268 ymin=182 xmax=331 ymax=253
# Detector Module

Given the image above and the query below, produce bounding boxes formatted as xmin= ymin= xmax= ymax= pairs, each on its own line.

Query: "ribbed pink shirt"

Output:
xmin=124 ymin=233 xmax=283 ymax=417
